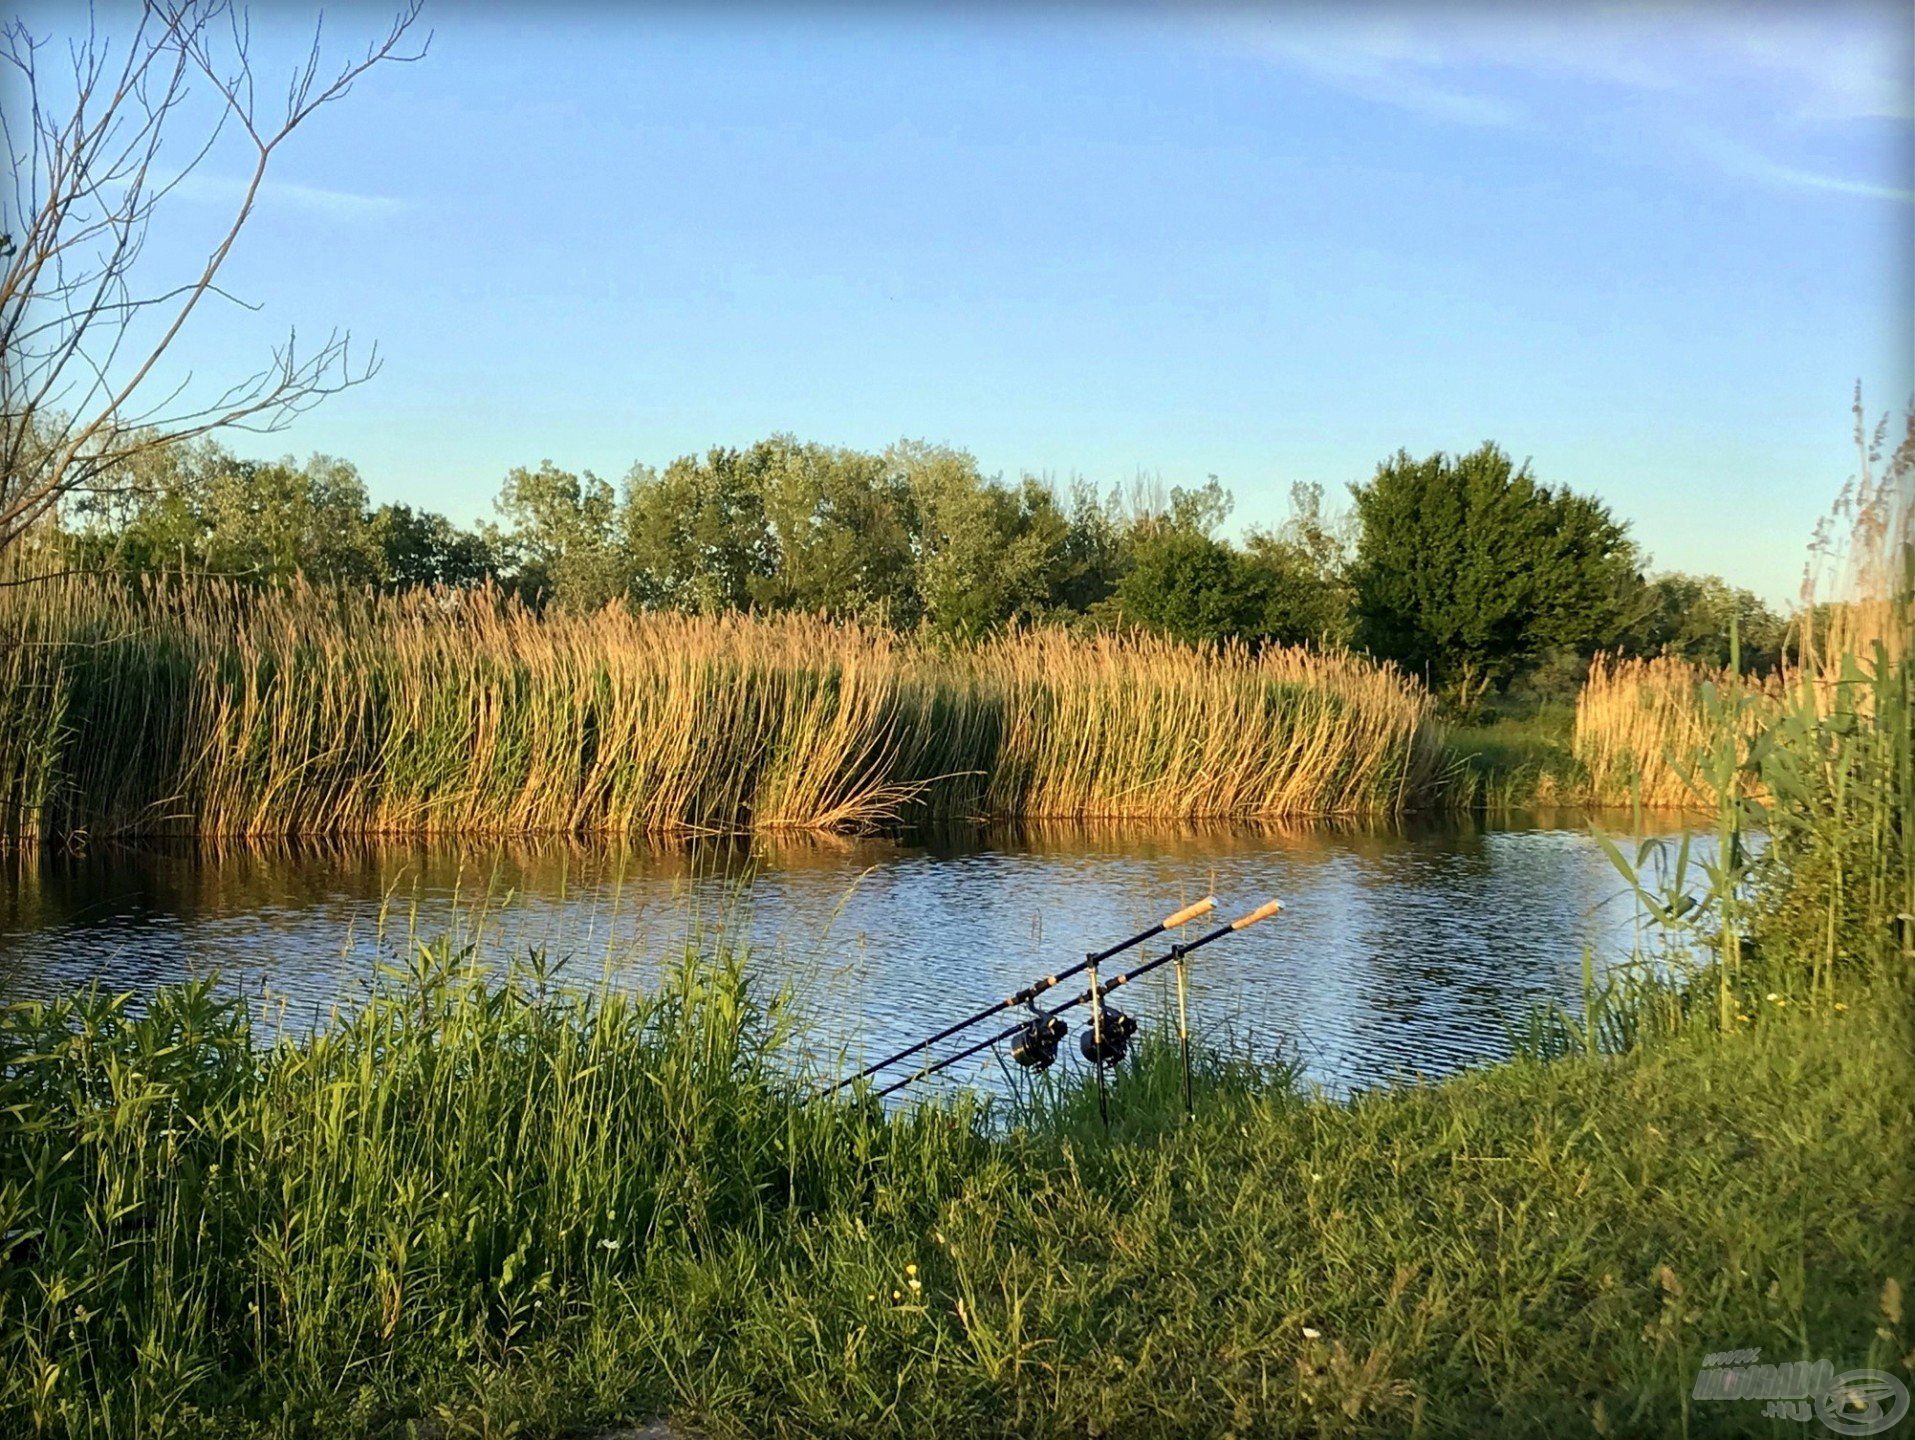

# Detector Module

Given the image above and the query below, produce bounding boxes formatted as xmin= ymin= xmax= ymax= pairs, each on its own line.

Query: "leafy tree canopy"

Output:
xmin=1348 ymin=443 xmax=1642 ymax=704
xmin=1629 ymin=571 xmax=1788 ymax=673
xmin=54 ymin=432 xmax=1791 ymax=706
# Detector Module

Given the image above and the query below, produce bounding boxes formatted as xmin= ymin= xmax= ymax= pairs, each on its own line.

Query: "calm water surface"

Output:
xmin=0 ymin=813 xmax=1692 ymax=1097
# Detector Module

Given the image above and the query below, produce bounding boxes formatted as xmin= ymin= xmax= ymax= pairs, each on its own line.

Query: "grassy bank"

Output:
xmin=0 ymin=576 xmax=1444 ymax=845
xmin=1438 ymin=706 xmax=1587 ymax=810
xmin=1 ymin=948 xmax=1908 ymax=1440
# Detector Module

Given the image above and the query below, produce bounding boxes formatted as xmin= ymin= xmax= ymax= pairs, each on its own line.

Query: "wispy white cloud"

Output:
xmin=171 ymin=171 xmax=409 ymax=219
xmin=1709 ymin=19 xmax=1913 ymax=124
xmin=1205 ymin=3 xmax=1912 ymax=121
xmin=1691 ymin=127 xmax=1915 ymax=202
xmin=1191 ymin=1 xmax=1913 ymax=202
xmin=1229 ymin=21 xmax=1526 ymax=128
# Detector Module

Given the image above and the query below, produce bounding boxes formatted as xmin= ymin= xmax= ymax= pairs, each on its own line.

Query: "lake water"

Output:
xmin=0 ymin=813 xmax=1693 ymax=1097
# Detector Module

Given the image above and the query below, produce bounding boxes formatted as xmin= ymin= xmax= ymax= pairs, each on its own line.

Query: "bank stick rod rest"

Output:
xmin=817 ymin=896 xmax=1216 ymax=1097
xmin=868 ymin=898 xmax=1283 ymax=1104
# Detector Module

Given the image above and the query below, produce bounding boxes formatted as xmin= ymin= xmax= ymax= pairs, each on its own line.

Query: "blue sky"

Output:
xmin=22 ymin=2 xmax=1914 ymax=602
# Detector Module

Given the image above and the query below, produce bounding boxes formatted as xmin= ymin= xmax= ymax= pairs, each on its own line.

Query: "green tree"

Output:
xmin=198 ymin=453 xmax=381 ymax=584
xmin=620 ymin=450 xmax=771 ymax=614
xmin=1107 ymin=479 xmax=1296 ymax=646
xmin=68 ymin=442 xmax=384 ymax=584
xmin=610 ymin=437 xmax=1126 ymax=633
xmin=1239 ymin=533 xmax=1342 ymax=646
xmin=894 ymin=443 xmax=1075 ymax=638
xmin=744 ymin=437 xmax=917 ymax=621
xmin=367 ymin=504 xmax=498 ymax=589
xmin=1048 ymin=479 xmax=1125 ymax=616
xmin=65 ymin=438 xmax=225 ymax=573
xmin=1240 ymin=482 xmax=1357 ymax=647
xmin=1115 ymin=526 xmax=1269 ymax=644
xmin=496 ymin=462 xmax=626 ymax=608
xmin=1349 ymin=443 xmax=1641 ymax=705
xmin=620 ymin=438 xmax=921 ymax=621
xmin=1630 ymin=572 xmax=1787 ymax=673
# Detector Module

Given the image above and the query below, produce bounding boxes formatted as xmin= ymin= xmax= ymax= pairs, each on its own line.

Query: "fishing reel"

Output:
xmin=1009 ymin=1014 xmax=1069 ymax=1071
xmin=1078 ymin=1008 xmax=1137 ymax=1067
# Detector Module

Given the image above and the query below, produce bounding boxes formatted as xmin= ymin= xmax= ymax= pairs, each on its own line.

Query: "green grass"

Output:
xmin=1441 ymin=706 xmax=1589 ymax=810
xmin=3 ymin=947 xmax=1908 ymax=1439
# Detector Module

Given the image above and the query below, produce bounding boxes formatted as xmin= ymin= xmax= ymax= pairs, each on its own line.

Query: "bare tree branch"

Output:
xmin=0 ymin=1 xmax=428 ymax=553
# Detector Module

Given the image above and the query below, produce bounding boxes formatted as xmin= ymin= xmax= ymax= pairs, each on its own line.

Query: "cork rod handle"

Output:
xmin=1161 ymin=896 xmax=1218 ymax=930
xmin=1229 ymin=899 xmax=1284 ymax=931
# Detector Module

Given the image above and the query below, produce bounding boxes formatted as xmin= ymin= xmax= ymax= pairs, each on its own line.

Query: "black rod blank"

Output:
xmin=816 ymin=896 xmax=1216 ymax=1097
xmin=869 ymin=899 xmax=1283 ymax=1102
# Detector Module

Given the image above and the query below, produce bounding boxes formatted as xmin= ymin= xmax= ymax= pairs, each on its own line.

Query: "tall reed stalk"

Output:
xmin=0 ymin=577 xmax=1445 ymax=845
xmin=1588 ymin=411 xmax=1912 ymax=1027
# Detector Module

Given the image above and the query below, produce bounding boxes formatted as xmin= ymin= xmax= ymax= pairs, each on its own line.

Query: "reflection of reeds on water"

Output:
xmin=0 ymin=578 xmax=1445 ymax=845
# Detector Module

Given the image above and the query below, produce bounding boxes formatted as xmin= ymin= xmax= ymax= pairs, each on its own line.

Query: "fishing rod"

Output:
xmin=869 ymin=899 xmax=1284 ymax=1103
xmin=816 ymin=895 xmax=1217 ymax=1097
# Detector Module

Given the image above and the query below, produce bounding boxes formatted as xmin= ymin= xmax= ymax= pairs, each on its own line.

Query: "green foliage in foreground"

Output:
xmin=2 ymin=948 xmax=1908 ymax=1440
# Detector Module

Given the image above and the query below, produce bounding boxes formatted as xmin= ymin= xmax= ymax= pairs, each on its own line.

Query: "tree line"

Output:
xmin=50 ymin=433 xmax=1790 ymax=707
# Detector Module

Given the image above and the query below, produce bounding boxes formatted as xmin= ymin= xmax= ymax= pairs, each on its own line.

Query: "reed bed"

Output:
xmin=962 ymin=629 xmax=1442 ymax=819
xmin=0 ymin=576 xmax=1444 ymax=845
xmin=1572 ymin=654 xmax=1782 ymax=808
xmin=1579 ymin=420 xmax=1910 ymax=1036
xmin=1574 ymin=417 xmax=1912 ymax=812
xmin=1572 ymin=578 xmax=1909 ymax=814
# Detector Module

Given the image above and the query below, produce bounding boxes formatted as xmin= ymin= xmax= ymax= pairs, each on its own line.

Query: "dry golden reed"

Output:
xmin=1573 ymin=655 xmax=1782 ymax=809
xmin=1575 ymin=412 xmax=1911 ymax=810
xmin=0 ymin=576 xmax=1445 ymax=844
